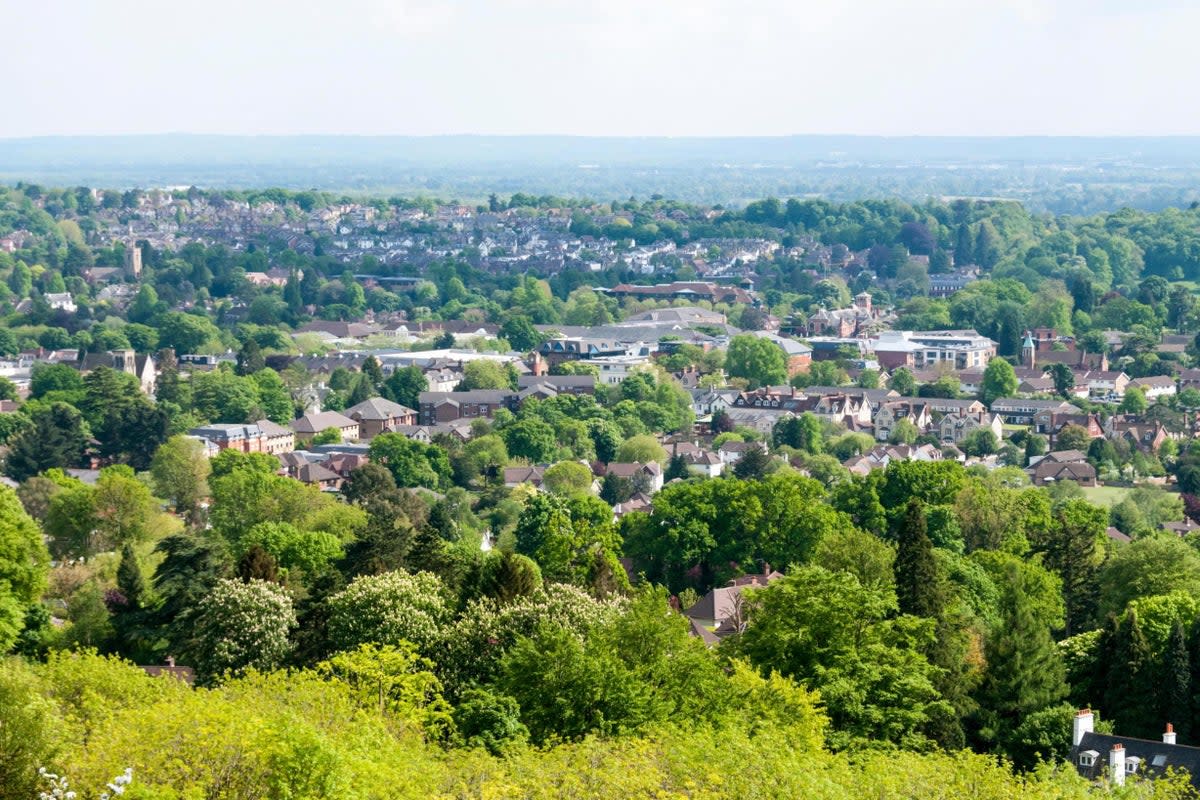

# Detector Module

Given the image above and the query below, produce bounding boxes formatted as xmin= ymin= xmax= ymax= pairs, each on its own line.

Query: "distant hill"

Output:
xmin=4 ymin=134 xmax=1200 ymax=213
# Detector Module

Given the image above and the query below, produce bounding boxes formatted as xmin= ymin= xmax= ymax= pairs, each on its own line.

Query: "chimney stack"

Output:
xmin=1110 ymin=744 xmax=1126 ymax=787
xmin=1165 ymin=723 xmax=1177 ymax=745
xmin=1073 ymin=708 xmax=1095 ymax=746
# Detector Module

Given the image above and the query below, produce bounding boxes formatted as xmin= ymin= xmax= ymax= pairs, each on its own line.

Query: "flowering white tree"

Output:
xmin=38 ymin=767 xmax=132 ymax=800
xmin=190 ymin=578 xmax=295 ymax=683
xmin=325 ymin=570 xmax=450 ymax=655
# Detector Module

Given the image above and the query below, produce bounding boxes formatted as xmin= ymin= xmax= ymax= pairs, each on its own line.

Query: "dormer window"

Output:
xmin=1126 ymin=757 xmax=1141 ymax=774
xmin=1079 ymin=750 xmax=1099 ymax=767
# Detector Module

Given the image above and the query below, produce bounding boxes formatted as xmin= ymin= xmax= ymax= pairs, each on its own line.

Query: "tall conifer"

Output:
xmin=894 ymin=499 xmax=944 ymax=618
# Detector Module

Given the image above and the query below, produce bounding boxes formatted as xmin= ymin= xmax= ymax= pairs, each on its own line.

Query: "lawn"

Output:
xmin=1080 ymin=485 xmax=1134 ymax=507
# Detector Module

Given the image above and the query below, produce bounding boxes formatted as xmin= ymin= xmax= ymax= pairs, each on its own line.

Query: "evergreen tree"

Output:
xmin=1187 ymin=618 xmax=1200 ymax=739
xmin=5 ymin=402 xmax=88 ymax=482
xmin=1085 ymin=614 xmax=1119 ymax=709
xmin=664 ymin=453 xmax=689 ymax=483
xmin=1106 ymin=609 xmax=1156 ymax=739
xmin=483 ymin=550 xmax=542 ymax=604
xmin=283 ymin=269 xmax=304 ymax=315
xmin=974 ymin=220 xmax=1002 ymax=268
xmin=155 ymin=348 xmax=183 ymax=406
xmin=407 ymin=523 xmax=450 ymax=576
xmin=599 ymin=473 xmax=634 ymax=505
xmin=346 ymin=373 xmax=373 ymax=406
xmin=976 ymin=562 xmax=1067 ymax=750
xmin=116 ymin=542 xmax=145 ymax=610
xmin=237 ymin=544 xmax=279 ymax=583
xmin=894 ymin=499 xmax=945 ymax=619
xmin=300 ymin=265 xmax=322 ymax=305
xmin=236 ymin=338 xmax=265 ymax=376
xmin=1035 ymin=500 xmax=1102 ymax=637
xmin=362 ymin=356 xmax=384 ymax=391
xmin=733 ymin=448 xmax=772 ymax=481
xmin=1163 ymin=620 xmax=1192 ymax=741
xmin=954 ymin=223 xmax=974 ymax=266
xmin=427 ymin=501 xmax=455 ymax=541
xmin=383 ymin=366 xmax=427 ymax=409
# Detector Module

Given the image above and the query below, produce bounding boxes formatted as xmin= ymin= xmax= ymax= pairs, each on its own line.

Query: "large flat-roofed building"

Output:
xmin=872 ymin=330 xmax=996 ymax=371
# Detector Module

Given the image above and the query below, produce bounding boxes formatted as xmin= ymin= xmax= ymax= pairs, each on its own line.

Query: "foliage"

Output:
xmin=725 ymin=334 xmax=787 ymax=388
xmin=731 ymin=565 xmax=951 ymax=749
xmin=325 ymin=570 xmax=452 ymax=655
xmin=149 ymin=434 xmax=211 ymax=518
xmin=189 ymin=578 xmax=296 ymax=684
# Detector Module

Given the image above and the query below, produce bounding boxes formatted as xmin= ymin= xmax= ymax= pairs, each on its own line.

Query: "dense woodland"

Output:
xmin=5 ymin=186 xmax=1200 ymax=797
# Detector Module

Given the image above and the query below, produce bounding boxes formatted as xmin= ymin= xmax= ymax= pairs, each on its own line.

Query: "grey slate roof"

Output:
xmin=1071 ymin=732 xmax=1200 ymax=788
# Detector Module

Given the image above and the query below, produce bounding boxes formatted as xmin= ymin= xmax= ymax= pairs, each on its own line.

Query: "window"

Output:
xmin=1152 ymin=755 xmax=1167 ymax=768
xmin=1079 ymin=751 xmax=1099 ymax=767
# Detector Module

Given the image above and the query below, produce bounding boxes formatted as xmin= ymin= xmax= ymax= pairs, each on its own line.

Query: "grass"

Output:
xmin=1080 ymin=485 xmax=1133 ymax=507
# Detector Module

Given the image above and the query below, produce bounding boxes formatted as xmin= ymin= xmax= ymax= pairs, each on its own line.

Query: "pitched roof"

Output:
xmin=344 ymin=396 xmax=416 ymax=421
xmin=295 ymin=461 xmax=340 ymax=484
xmin=291 ymin=411 xmax=358 ymax=435
xmin=1072 ymin=731 xmax=1200 ymax=788
xmin=255 ymin=418 xmax=293 ymax=437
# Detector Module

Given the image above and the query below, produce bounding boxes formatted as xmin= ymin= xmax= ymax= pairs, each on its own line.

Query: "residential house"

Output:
xmin=344 ymin=396 xmax=418 ymax=439
xmin=1180 ymin=369 xmax=1200 ymax=392
xmin=874 ymin=400 xmax=933 ymax=442
xmin=717 ymin=440 xmax=768 ymax=465
xmin=691 ymin=388 xmax=739 ymax=416
xmin=1030 ymin=453 xmax=1097 ymax=486
xmin=188 ymin=423 xmax=268 ymax=454
xmin=1070 ymin=709 xmax=1200 ymax=790
xmin=423 ymin=367 xmax=463 ymax=392
xmin=844 ymin=443 xmax=944 ymax=475
xmin=292 ymin=461 xmax=343 ymax=491
xmin=515 ymin=375 xmax=596 ymax=396
xmin=990 ymin=398 xmax=1082 ymax=425
xmin=1106 ymin=416 xmax=1171 ymax=453
xmin=45 ymin=292 xmax=77 ymax=312
xmin=587 ymin=354 xmax=652 ymax=385
xmin=938 ymin=411 xmax=1004 ymax=445
xmin=1034 ymin=411 xmax=1104 ymax=445
xmin=613 ymin=493 xmax=654 ymax=518
xmin=254 ymin=419 xmax=295 ymax=455
xmin=1164 ymin=519 xmax=1200 ymax=536
xmin=684 ymin=567 xmax=783 ymax=637
xmin=722 ymin=408 xmax=797 ymax=438
xmin=603 ymin=461 xmax=664 ymax=494
xmin=1130 ymin=375 xmax=1176 ymax=400
xmin=291 ymin=411 xmax=360 ymax=442
xmin=504 ymin=465 xmax=547 ymax=489
xmin=667 ymin=442 xmax=725 ymax=477
xmin=418 ymin=389 xmax=514 ymax=425
xmin=1081 ymin=370 xmax=1130 ymax=400
xmin=906 ymin=396 xmax=987 ymax=416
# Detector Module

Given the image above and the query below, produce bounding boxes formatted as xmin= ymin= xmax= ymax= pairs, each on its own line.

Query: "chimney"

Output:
xmin=1165 ymin=723 xmax=1177 ymax=745
xmin=1110 ymin=744 xmax=1126 ymax=787
xmin=1073 ymin=709 xmax=1094 ymax=746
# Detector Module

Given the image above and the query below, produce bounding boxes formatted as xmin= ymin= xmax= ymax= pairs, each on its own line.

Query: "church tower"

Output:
xmin=1022 ymin=331 xmax=1036 ymax=369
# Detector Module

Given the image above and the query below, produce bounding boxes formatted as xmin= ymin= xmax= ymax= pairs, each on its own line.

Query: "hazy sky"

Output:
xmin=2 ymin=0 xmax=1196 ymax=137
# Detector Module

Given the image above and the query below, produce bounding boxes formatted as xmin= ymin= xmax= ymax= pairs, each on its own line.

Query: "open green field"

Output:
xmin=1080 ymin=485 xmax=1134 ymax=507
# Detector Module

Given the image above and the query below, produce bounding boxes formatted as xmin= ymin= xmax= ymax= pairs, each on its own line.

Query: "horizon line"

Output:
xmin=6 ymin=132 xmax=1200 ymax=141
